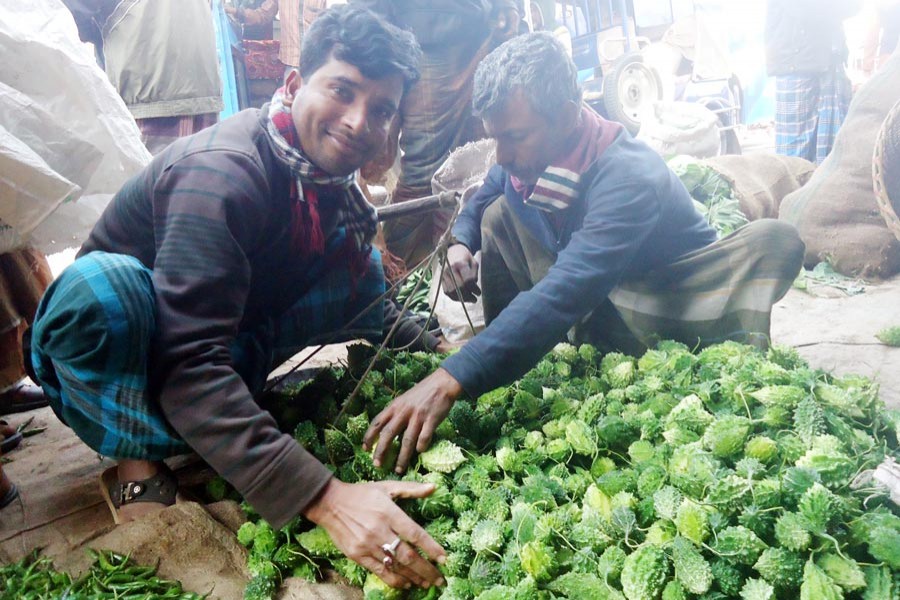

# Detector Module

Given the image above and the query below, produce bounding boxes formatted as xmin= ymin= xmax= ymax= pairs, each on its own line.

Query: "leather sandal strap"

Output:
xmin=109 ymin=467 xmax=177 ymax=508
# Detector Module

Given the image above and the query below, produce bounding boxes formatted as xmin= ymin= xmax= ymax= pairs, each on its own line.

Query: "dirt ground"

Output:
xmin=1 ymin=275 xmax=897 ymax=599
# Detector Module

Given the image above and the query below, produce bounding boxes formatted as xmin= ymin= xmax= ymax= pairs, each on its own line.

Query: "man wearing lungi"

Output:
xmin=29 ymin=5 xmax=447 ymax=591
xmin=365 ymin=32 xmax=806 ymax=475
xmin=766 ymin=0 xmax=861 ymax=164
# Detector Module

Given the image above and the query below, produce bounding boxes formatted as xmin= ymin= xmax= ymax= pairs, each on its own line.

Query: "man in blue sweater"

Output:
xmin=365 ymin=32 xmax=805 ymax=473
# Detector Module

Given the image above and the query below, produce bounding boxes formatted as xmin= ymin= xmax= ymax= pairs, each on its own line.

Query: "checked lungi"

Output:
xmin=29 ymin=230 xmax=384 ymax=461
xmin=775 ymin=65 xmax=851 ymax=165
xmin=481 ymin=196 xmax=805 ymax=356
xmin=137 ymin=113 xmax=218 ymax=156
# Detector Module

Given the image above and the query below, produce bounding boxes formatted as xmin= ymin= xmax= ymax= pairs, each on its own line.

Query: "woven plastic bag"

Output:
xmin=428 ymin=139 xmax=497 ymax=341
xmin=0 ymin=0 xmax=150 ymax=254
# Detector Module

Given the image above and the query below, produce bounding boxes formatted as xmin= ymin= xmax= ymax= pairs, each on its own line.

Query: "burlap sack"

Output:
xmin=779 ymin=52 xmax=900 ymax=279
xmin=873 ymin=99 xmax=900 ymax=242
xmin=704 ymin=154 xmax=816 ymax=221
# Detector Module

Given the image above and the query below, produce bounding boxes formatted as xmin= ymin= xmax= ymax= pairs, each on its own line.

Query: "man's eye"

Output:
xmin=332 ymin=86 xmax=351 ymax=100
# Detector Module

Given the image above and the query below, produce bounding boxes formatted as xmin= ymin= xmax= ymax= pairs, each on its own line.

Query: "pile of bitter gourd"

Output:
xmin=233 ymin=341 xmax=900 ymax=600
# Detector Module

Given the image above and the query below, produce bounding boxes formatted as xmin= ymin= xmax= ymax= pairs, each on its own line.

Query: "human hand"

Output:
xmin=442 ymin=244 xmax=480 ymax=303
xmin=363 ymin=368 xmax=462 ymax=474
xmin=492 ymin=7 xmax=520 ymax=40
xmin=303 ymin=479 xmax=447 ymax=589
xmin=434 ymin=336 xmax=464 ymax=354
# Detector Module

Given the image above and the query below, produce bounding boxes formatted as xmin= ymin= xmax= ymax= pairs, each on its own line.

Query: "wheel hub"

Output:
xmin=618 ymin=64 xmax=660 ymax=121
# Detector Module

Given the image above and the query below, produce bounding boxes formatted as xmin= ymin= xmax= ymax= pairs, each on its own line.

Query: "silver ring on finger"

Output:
xmin=381 ymin=536 xmax=401 ymax=557
xmin=382 ymin=555 xmax=394 ymax=570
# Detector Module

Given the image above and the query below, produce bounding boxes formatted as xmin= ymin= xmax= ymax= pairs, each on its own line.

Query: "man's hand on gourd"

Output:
xmin=363 ymin=368 xmax=463 ymax=474
xmin=303 ymin=479 xmax=447 ymax=589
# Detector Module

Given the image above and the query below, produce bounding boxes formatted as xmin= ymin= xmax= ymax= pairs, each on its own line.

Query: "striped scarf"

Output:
xmin=264 ymin=88 xmax=378 ymax=259
xmin=511 ymin=107 xmax=621 ymax=212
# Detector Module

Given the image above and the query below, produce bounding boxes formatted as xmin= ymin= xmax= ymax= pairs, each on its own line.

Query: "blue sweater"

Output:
xmin=442 ymin=129 xmax=717 ymax=397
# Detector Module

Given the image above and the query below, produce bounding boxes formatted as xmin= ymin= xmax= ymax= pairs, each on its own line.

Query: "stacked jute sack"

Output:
xmin=690 ymin=53 xmax=900 ymax=279
xmin=779 ymin=51 xmax=900 ymax=279
xmin=700 ymin=154 xmax=817 ymax=221
xmin=873 ymin=98 xmax=900 ymax=245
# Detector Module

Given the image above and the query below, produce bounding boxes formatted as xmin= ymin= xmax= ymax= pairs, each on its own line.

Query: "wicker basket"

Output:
xmin=873 ymin=98 xmax=900 ymax=242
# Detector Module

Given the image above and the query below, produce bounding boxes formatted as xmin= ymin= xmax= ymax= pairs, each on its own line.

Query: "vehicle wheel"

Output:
xmin=602 ymin=52 xmax=662 ymax=135
xmin=719 ymin=128 xmax=742 ymax=155
xmin=701 ymin=97 xmax=742 ymax=156
xmin=728 ymin=75 xmax=743 ymax=121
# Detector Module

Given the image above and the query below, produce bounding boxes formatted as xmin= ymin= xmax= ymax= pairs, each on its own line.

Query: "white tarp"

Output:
xmin=0 ymin=0 xmax=151 ymax=254
xmin=429 ymin=139 xmax=497 ymax=341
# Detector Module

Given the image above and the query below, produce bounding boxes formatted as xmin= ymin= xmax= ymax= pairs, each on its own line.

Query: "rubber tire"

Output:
xmin=719 ymin=128 xmax=742 ymax=155
xmin=602 ymin=52 xmax=662 ymax=136
xmin=702 ymin=97 xmax=742 ymax=156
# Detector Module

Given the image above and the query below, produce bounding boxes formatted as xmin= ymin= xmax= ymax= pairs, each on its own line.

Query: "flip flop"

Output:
xmin=0 ymin=382 xmax=49 ymax=415
xmin=0 ymin=420 xmax=22 ymax=454
xmin=100 ymin=467 xmax=125 ymax=525
xmin=99 ymin=466 xmax=178 ymax=525
xmin=0 ymin=482 xmax=18 ymax=509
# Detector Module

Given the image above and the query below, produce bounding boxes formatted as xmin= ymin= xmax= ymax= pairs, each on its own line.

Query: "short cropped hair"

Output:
xmin=300 ymin=4 xmax=422 ymax=93
xmin=472 ymin=32 xmax=582 ymax=122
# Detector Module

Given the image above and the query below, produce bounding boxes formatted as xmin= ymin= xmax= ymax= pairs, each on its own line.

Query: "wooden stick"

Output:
xmin=375 ymin=191 xmax=459 ymax=221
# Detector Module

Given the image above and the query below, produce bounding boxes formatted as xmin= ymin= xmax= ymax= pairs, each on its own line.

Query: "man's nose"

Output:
xmin=342 ymin=101 xmax=369 ymax=134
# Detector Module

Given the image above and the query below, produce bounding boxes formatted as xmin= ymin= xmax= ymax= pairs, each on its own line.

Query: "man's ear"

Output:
xmin=283 ymin=69 xmax=302 ymax=107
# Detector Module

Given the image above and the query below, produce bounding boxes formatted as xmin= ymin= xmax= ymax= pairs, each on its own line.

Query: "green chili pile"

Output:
xmin=0 ymin=548 xmax=207 ymax=600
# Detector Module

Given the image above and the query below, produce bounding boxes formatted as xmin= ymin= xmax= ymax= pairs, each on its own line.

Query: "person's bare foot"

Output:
xmin=0 ymin=465 xmax=18 ymax=509
xmin=0 ymin=421 xmax=15 ymax=439
xmin=0 ymin=420 xmax=22 ymax=454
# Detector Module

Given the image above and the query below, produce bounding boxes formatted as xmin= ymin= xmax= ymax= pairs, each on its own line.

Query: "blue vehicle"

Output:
xmin=527 ymin=0 xmax=742 ymax=153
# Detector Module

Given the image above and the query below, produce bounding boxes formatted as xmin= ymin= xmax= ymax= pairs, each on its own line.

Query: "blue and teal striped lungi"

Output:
xmin=775 ymin=65 xmax=851 ymax=165
xmin=30 ymin=232 xmax=384 ymax=461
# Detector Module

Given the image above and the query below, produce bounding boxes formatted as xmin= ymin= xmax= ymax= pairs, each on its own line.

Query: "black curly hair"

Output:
xmin=299 ymin=4 xmax=422 ymax=92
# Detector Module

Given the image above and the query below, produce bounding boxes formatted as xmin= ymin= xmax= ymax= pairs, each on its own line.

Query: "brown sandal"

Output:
xmin=0 ymin=382 xmax=49 ymax=415
xmin=99 ymin=465 xmax=178 ymax=524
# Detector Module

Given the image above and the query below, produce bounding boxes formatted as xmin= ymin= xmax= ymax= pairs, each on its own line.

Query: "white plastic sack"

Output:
xmin=429 ymin=139 xmax=497 ymax=342
xmin=637 ymin=101 xmax=721 ymax=159
xmin=0 ymin=0 xmax=151 ymax=253
xmin=0 ymin=126 xmax=80 ymax=253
